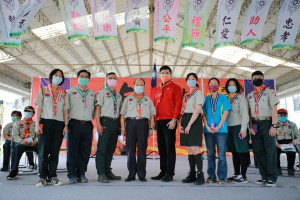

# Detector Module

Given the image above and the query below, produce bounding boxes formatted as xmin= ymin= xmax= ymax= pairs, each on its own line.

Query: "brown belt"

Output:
xmin=252 ymin=117 xmax=271 ymax=121
xmin=101 ymin=116 xmax=118 ymax=122
xmin=71 ymin=119 xmax=92 ymax=124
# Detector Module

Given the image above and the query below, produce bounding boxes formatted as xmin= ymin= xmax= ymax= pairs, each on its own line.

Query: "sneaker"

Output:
xmin=206 ymin=177 xmax=217 ymax=183
xmin=106 ymin=172 xmax=121 ymax=180
xmin=219 ymin=178 xmax=226 ymax=184
xmin=69 ymin=176 xmax=77 ymax=184
xmin=28 ymin=164 xmax=35 ymax=170
xmin=288 ymin=169 xmax=295 ymax=176
xmin=47 ymin=177 xmax=63 ymax=186
xmin=36 ymin=178 xmax=47 ymax=187
xmin=277 ymin=168 xmax=283 ymax=176
xmin=255 ymin=179 xmax=267 ymax=185
xmin=78 ymin=174 xmax=88 ymax=183
xmin=7 ymin=172 xmax=17 ymax=180
xmin=266 ymin=180 xmax=276 ymax=187
xmin=194 ymin=172 xmax=205 ymax=185
xmin=233 ymin=175 xmax=248 ymax=184
xmin=227 ymin=175 xmax=237 ymax=182
xmin=0 ymin=166 xmax=9 ymax=171
xmin=182 ymin=171 xmax=196 ymax=183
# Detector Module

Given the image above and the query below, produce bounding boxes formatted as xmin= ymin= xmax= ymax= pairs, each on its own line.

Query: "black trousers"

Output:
xmin=277 ymin=139 xmax=296 ymax=169
xmin=126 ymin=118 xmax=149 ymax=178
xmin=232 ymin=152 xmax=250 ymax=178
xmin=156 ymin=119 xmax=176 ymax=176
xmin=38 ymin=119 xmax=64 ymax=179
xmin=2 ymin=140 xmax=34 ymax=167
xmin=67 ymin=120 xmax=93 ymax=178
xmin=11 ymin=143 xmax=38 ymax=173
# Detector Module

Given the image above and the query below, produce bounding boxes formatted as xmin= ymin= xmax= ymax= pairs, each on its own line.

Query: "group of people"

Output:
xmin=1 ymin=66 xmax=299 ymax=187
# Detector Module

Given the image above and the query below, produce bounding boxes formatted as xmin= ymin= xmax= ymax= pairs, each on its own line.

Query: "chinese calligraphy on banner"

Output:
xmin=91 ymin=0 xmax=118 ymax=40
xmin=154 ymin=0 xmax=179 ymax=42
xmin=182 ymin=0 xmax=210 ymax=48
xmin=214 ymin=0 xmax=244 ymax=48
xmin=272 ymin=0 xmax=300 ymax=50
xmin=10 ymin=0 xmax=47 ymax=38
xmin=241 ymin=0 xmax=273 ymax=45
xmin=59 ymin=0 xmax=89 ymax=40
xmin=0 ymin=0 xmax=22 ymax=47
xmin=125 ymin=0 xmax=148 ymax=34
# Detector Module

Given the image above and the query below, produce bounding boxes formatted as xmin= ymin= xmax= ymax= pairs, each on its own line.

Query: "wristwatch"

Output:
xmin=272 ymin=124 xmax=277 ymax=128
xmin=149 ymin=128 xmax=154 ymax=130
xmin=172 ymin=119 xmax=177 ymax=123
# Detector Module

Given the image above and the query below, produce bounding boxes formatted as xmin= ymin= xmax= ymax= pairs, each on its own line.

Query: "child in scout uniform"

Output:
xmin=1 ymin=111 xmax=34 ymax=171
xmin=65 ymin=70 xmax=96 ymax=184
xmin=247 ymin=71 xmax=279 ymax=187
xmin=120 ymin=78 xmax=156 ymax=182
xmin=275 ymin=108 xmax=300 ymax=176
xmin=7 ymin=106 xmax=38 ymax=180
xmin=95 ymin=72 xmax=122 ymax=183
xmin=34 ymin=69 xmax=68 ymax=187
xmin=225 ymin=78 xmax=250 ymax=184
xmin=179 ymin=73 xmax=205 ymax=185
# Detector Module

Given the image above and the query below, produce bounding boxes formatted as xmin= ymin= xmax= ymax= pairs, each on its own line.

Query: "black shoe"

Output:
xmin=7 ymin=172 xmax=18 ymax=180
xmin=162 ymin=175 xmax=173 ymax=182
xmin=255 ymin=179 xmax=267 ymax=185
xmin=288 ymin=169 xmax=295 ymax=176
xmin=151 ymin=171 xmax=166 ymax=180
xmin=125 ymin=176 xmax=136 ymax=182
xmin=194 ymin=172 xmax=205 ymax=185
xmin=0 ymin=166 xmax=8 ymax=171
xmin=182 ymin=171 xmax=196 ymax=183
xmin=139 ymin=177 xmax=147 ymax=182
xmin=227 ymin=175 xmax=237 ymax=182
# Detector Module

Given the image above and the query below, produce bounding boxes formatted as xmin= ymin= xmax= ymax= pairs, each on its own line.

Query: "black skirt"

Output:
xmin=180 ymin=113 xmax=203 ymax=146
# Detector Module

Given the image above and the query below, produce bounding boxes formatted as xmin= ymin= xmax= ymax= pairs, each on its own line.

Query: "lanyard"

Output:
xmin=105 ymin=87 xmax=117 ymax=102
xmin=76 ymin=85 xmax=90 ymax=98
xmin=210 ymin=93 xmax=219 ymax=120
xmin=230 ymin=93 xmax=239 ymax=104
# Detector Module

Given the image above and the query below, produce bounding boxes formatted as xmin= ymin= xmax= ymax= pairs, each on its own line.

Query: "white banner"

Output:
xmin=125 ymin=0 xmax=148 ymax=34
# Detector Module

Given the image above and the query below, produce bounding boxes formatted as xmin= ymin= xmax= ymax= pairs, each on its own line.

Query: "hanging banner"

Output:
xmin=58 ymin=0 xmax=90 ymax=40
xmin=241 ymin=0 xmax=273 ymax=45
xmin=91 ymin=0 xmax=118 ymax=40
xmin=214 ymin=0 xmax=244 ymax=48
xmin=0 ymin=0 xmax=22 ymax=47
xmin=125 ymin=0 xmax=148 ymax=34
xmin=154 ymin=0 xmax=179 ymax=42
xmin=272 ymin=0 xmax=300 ymax=50
xmin=10 ymin=0 xmax=47 ymax=38
xmin=182 ymin=0 xmax=210 ymax=48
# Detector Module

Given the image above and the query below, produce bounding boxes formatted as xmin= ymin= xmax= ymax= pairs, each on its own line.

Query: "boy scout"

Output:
xmin=65 ymin=70 xmax=95 ymax=184
xmin=7 ymin=106 xmax=38 ymax=180
xmin=247 ymin=71 xmax=279 ymax=187
xmin=95 ymin=72 xmax=122 ymax=183
xmin=120 ymin=78 xmax=156 ymax=182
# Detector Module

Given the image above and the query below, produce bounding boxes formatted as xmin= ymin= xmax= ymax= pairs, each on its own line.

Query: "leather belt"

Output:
xmin=101 ymin=116 xmax=118 ymax=122
xmin=126 ymin=117 xmax=148 ymax=120
xmin=252 ymin=117 xmax=271 ymax=121
xmin=71 ymin=119 xmax=91 ymax=124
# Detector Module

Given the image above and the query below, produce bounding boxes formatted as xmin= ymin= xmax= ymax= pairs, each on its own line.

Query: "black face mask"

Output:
xmin=253 ymin=78 xmax=264 ymax=86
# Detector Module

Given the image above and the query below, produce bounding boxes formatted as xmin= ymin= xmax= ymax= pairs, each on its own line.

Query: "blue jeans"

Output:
xmin=204 ymin=132 xmax=228 ymax=179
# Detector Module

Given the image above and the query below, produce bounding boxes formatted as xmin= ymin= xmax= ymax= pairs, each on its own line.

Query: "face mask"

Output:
xmin=253 ymin=78 xmax=263 ymax=87
xmin=24 ymin=112 xmax=32 ymax=119
xmin=52 ymin=76 xmax=63 ymax=85
xmin=161 ymin=74 xmax=170 ymax=83
xmin=228 ymin=85 xmax=237 ymax=93
xmin=209 ymin=85 xmax=219 ymax=92
xmin=134 ymin=86 xmax=144 ymax=94
xmin=107 ymin=79 xmax=117 ymax=87
xmin=78 ymin=78 xmax=89 ymax=86
xmin=11 ymin=117 xmax=18 ymax=122
xmin=187 ymin=80 xmax=197 ymax=88
xmin=279 ymin=116 xmax=288 ymax=122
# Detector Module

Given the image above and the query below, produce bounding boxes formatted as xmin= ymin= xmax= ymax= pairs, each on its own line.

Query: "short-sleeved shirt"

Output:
xmin=120 ymin=94 xmax=156 ymax=120
xmin=227 ymin=94 xmax=249 ymax=132
xmin=12 ymin=119 xmax=37 ymax=143
xmin=65 ymin=86 xmax=96 ymax=121
xmin=95 ymin=89 xmax=122 ymax=118
xmin=247 ymin=87 xmax=279 ymax=118
xmin=183 ymin=90 xmax=205 ymax=114
xmin=275 ymin=121 xmax=300 ymax=143
xmin=2 ymin=122 xmax=14 ymax=140
xmin=203 ymin=94 xmax=232 ymax=133
xmin=34 ymin=87 xmax=67 ymax=122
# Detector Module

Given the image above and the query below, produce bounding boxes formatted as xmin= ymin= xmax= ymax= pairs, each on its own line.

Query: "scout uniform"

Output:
xmin=34 ymin=85 xmax=67 ymax=180
xmin=95 ymin=88 xmax=122 ymax=177
xmin=247 ymin=86 xmax=279 ymax=182
xmin=65 ymin=85 xmax=96 ymax=179
xmin=120 ymin=93 xmax=156 ymax=179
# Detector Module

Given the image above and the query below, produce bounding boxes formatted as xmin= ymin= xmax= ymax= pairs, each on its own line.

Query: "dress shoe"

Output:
xmin=125 ymin=176 xmax=136 ymax=182
xmin=106 ymin=172 xmax=121 ymax=180
xmin=139 ymin=177 xmax=147 ymax=182
xmin=151 ymin=171 xmax=165 ymax=180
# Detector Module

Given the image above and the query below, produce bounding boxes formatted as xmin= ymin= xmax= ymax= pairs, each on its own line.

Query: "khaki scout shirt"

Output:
xmin=227 ymin=94 xmax=249 ymax=132
xmin=12 ymin=119 xmax=37 ymax=143
xmin=95 ymin=89 xmax=122 ymax=119
xmin=65 ymin=86 xmax=96 ymax=121
xmin=276 ymin=120 xmax=300 ymax=144
xmin=247 ymin=87 xmax=279 ymax=118
xmin=183 ymin=90 xmax=205 ymax=114
xmin=3 ymin=122 xmax=14 ymax=140
xmin=120 ymin=93 xmax=156 ymax=120
xmin=34 ymin=87 xmax=67 ymax=122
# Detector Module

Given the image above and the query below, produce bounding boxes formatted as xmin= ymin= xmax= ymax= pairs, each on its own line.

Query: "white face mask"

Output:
xmin=24 ymin=112 xmax=32 ymax=119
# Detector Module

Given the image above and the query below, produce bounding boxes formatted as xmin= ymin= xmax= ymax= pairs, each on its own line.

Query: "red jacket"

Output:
xmin=154 ymin=81 xmax=182 ymax=121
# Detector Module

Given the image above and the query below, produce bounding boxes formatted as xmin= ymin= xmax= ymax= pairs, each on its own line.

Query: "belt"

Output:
xmin=71 ymin=119 xmax=91 ymax=124
xmin=126 ymin=117 xmax=148 ymax=120
xmin=101 ymin=116 xmax=118 ymax=122
xmin=252 ymin=117 xmax=271 ymax=121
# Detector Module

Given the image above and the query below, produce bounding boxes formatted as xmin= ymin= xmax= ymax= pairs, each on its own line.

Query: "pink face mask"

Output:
xmin=209 ymin=85 xmax=219 ymax=92
xmin=107 ymin=79 xmax=117 ymax=87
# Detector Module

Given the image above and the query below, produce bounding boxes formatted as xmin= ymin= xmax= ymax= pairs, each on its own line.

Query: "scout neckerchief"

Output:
xmin=228 ymin=93 xmax=239 ymax=104
xmin=47 ymin=84 xmax=61 ymax=117
xmin=105 ymin=87 xmax=118 ymax=114
xmin=254 ymin=84 xmax=266 ymax=116
xmin=76 ymin=85 xmax=90 ymax=109
xmin=22 ymin=118 xmax=33 ymax=139
xmin=155 ymin=80 xmax=173 ymax=109
xmin=180 ymin=87 xmax=198 ymax=115
xmin=133 ymin=92 xmax=145 ymax=119
xmin=210 ymin=92 xmax=219 ymax=121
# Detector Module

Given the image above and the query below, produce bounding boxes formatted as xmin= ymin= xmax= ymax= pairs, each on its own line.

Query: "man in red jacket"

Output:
xmin=151 ymin=65 xmax=182 ymax=182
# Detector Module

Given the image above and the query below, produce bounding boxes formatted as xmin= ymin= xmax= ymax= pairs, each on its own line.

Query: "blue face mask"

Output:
xmin=279 ymin=116 xmax=288 ymax=122
xmin=11 ymin=117 xmax=18 ymax=122
xmin=134 ymin=86 xmax=144 ymax=94
xmin=187 ymin=80 xmax=197 ymax=88
xmin=24 ymin=112 xmax=33 ymax=119
xmin=228 ymin=85 xmax=237 ymax=93
xmin=78 ymin=78 xmax=89 ymax=86
xmin=52 ymin=76 xmax=63 ymax=85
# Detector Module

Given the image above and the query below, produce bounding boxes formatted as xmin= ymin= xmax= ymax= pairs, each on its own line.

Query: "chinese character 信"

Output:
xmin=283 ymin=18 xmax=293 ymax=29
xmin=280 ymin=31 xmax=290 ymax=42
xmin=221 ymin=28 xmax=229 ymax=39
xmin=223 ymin=16 xmax=231 ymax=26
xmin=73 ymin=22 xmax=83 ymax=31
xmin=71 ymin=11 xmax=83 ymax=31
xmin=191 ymin=29 xmax=200 ymax=39
xmin=103 ymin=23 xmax=112 ymax=32
xmin=249 ymin=16 xmax=260 ymax=25
xmin=192 ymin=16 xmax=201 ymax=26
xmin=163 ymin=14 xmax=172 ymax=23
xmin=246 ymin=28 xmax=256 ymax=36
xmin=162 ymin=24 xmax=171 ymax=34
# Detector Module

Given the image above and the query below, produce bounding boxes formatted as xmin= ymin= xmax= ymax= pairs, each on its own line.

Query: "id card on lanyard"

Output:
xmin=210 ymin=93 xmax=219 ymax=128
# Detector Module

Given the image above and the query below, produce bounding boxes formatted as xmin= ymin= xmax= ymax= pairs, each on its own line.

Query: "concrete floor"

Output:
xmin=0 ymin=154 xmax=300 ymax=200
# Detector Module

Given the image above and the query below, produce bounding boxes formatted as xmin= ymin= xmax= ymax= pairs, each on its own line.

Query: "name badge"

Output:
xmin=210 ymin=122 xmax=215 ymax=129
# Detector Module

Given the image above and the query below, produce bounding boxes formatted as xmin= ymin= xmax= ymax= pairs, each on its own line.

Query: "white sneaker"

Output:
xmin=47 ymin=177 xmax=63 ymax=186
xmin=266 ymin=180 xmax=276 ymax=187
